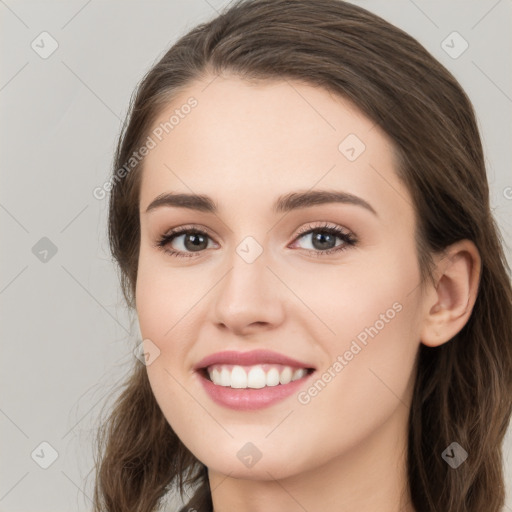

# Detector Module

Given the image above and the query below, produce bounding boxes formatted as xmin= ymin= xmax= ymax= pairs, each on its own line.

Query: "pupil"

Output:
xmin=185 ymin=233 xmax=207 ymax=251
xmin=313 ymin=231 xmax=335 ymax=250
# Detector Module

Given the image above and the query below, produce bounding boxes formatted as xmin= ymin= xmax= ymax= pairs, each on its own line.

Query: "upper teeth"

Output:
xmin=207 ymin=364 xmax=309 ymax=389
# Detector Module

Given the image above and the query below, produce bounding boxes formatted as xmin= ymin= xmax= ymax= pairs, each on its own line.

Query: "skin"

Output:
xmin=136 ymin=75 xmax=481 ymax=512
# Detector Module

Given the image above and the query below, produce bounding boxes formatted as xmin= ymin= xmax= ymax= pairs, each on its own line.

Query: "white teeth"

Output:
xmin=220 ymin=367 xmax=231 ymax=386
xmin=279 ymin=366 xmax=292 ymax=385
xmin=207 ymin=364 xmax=310 ymax=389
xmin=292 ymin=368 xmax=307 ymax=381
xmin=231 ymin=366 xmax=247 ymax=388
xmin=247 ymin=366 xmax=267 ymax=388
xmin=266 ymin=368 xmax=280 ymax=387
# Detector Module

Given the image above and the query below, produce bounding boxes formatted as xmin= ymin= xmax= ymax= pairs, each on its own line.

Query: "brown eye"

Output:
xmin=293 ymin=223 xmax=357 ymax=256
xmin=302 ymin=230 xmax=339 ymax=251
xmin=179 ymin=232 xmax=209 ymax=252
xmin=155 ymin=228 xmax=215 ymax=258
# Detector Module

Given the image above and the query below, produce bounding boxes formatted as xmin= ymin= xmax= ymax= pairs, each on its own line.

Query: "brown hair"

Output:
xmin=93 ymin=1 xmax=512 ymax=510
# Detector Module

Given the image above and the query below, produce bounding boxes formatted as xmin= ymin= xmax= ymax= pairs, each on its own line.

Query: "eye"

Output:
xmin=154 ymin=222 xmax=357 ymax=258
xmin=154 ymin=225 xmax=217 ymax=258
xmin=290 ymin=222 xmax=357 ymax=256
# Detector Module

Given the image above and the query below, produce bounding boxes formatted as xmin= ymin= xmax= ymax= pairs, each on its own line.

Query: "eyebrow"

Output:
xmin=144 ymin=190 xmax=377 ymax=216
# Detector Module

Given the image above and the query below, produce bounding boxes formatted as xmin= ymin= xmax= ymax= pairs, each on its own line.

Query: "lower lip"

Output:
xmin=196 ymin=370 xmax=315 ymax=411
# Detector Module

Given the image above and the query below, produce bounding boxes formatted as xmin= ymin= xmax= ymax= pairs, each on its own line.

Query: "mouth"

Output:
xmin=197 ymin=364 xmax=316 ymax=389
xmin=193 ymin=349 xmax=316 ymax=409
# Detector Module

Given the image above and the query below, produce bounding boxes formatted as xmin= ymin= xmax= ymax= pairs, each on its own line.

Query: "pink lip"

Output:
xmin=195 ymin=368 xmax=315 ymax=411
xmin=193 ymin=349 xmax=315 ymax=371
xmin=193 ymin=349 xmax=316 ymax=411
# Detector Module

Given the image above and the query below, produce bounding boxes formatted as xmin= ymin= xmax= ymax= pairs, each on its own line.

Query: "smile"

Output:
xmin=196 ymin=368 xmax=316 ymax=411
xmin=205 ymin=363 xmax=312 ymax=389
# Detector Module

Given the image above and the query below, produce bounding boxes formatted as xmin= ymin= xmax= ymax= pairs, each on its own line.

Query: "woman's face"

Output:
xmin=136 ymin=76 xmax=427 ymax=480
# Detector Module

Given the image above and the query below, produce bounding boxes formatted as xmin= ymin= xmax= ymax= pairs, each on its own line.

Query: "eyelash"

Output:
xmin=154 ymin=222 xmax=358 ymax=259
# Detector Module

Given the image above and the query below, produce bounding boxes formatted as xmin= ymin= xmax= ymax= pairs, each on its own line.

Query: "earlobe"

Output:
xmin=420 ymin=240 xmax=481 ymax=348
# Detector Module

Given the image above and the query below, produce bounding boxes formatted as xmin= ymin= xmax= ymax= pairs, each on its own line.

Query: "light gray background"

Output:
xmin=1 ymin=1 xmax=511 ymax=510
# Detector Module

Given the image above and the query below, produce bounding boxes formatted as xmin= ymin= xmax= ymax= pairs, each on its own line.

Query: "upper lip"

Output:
xmin=194 ymin=349 xmax=316 ymax=370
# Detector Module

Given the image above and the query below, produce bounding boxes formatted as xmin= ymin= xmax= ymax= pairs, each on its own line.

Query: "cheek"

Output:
xmin=291 ymin=245 xmax=422 ymax=419
xmin=135 ymin=248 xmax=200 ymax=340
xmin=279 ymin=238 xmax=421 ymax=347
xmin=308 ymin=257 xmax=421 ymax=430
xmin=135 ymin=251 xmax=213 ymax=402
xmin=135 ymin=260 xmax=196 ymax=424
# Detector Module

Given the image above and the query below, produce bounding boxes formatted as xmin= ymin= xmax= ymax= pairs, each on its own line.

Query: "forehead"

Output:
xmin=139 ymin=75 xmax=409 ymax=222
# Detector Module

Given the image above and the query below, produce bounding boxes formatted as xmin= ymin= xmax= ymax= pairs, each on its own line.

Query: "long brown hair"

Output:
xmin=93 ymin=1 xmax=512 ymax=510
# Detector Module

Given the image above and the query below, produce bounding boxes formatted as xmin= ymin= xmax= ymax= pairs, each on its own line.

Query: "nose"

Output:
xmin=211 ymin=246 xmax=285 ymax=336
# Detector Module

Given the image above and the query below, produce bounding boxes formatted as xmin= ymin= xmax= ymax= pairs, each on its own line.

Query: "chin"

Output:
xmin=194 ymin=442 xmax=304 ymax=481
xmin=207 ymin=460 xmax=299 ymax=481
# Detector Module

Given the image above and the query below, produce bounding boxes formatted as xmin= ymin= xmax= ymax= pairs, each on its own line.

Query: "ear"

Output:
xmin=420 ymin=240 xmax=481 ymax=347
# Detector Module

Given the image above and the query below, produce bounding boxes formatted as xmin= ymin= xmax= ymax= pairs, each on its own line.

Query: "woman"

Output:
xmin=93 ymin=1 xmax=512 ymax=511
